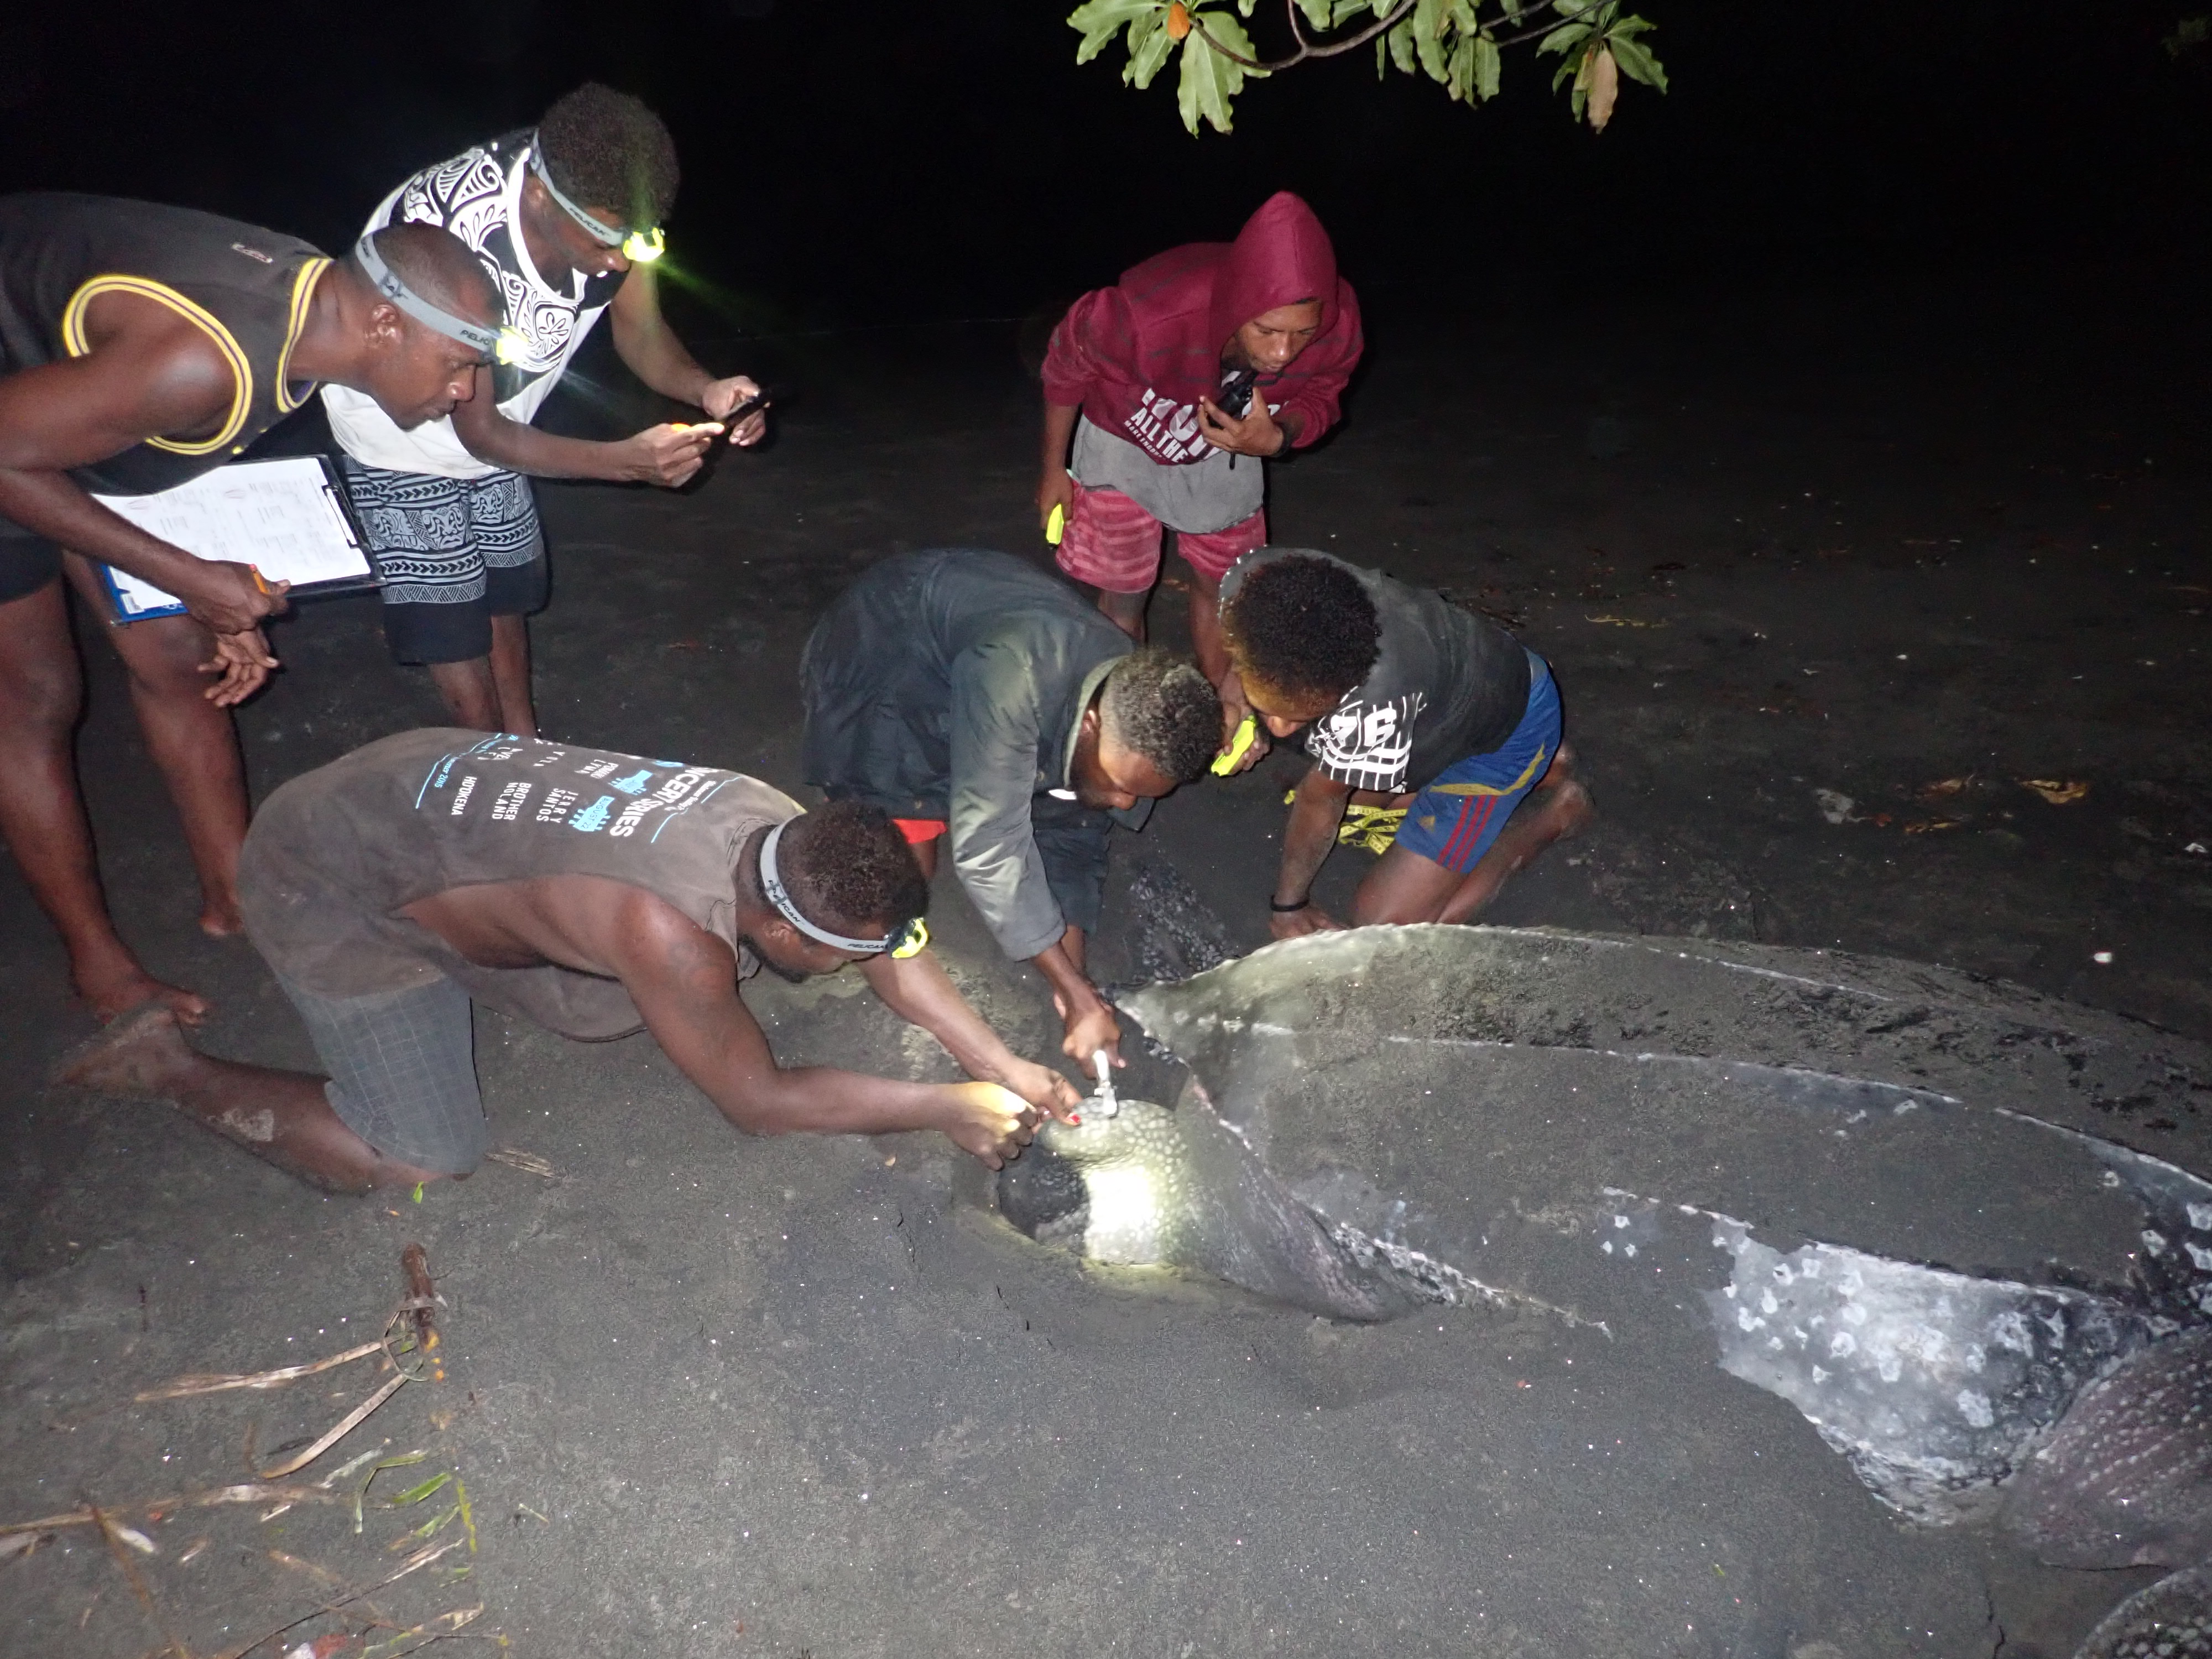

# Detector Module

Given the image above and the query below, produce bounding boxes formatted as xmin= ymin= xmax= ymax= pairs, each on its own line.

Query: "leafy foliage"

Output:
xmin=1066 ymin=0 xmax=1665 ymax=134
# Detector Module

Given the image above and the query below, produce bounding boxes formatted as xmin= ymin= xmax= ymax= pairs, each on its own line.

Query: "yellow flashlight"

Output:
xmin=623 ymin=227 xmax=666 ymax=263
xmin=1211 ymin=714 xmax=1259 ymax=776
xmin=891 ymin=917 xmax=930 ymax=959
xmin=1045 ymin=502 xmax=1066 ymax=546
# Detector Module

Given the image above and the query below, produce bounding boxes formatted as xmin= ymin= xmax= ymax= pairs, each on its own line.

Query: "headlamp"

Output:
xmin=758 ymin=818 xmax=928 ymax=960
xmin=528 ymin=134 xmax=665 ymax=264
xmin=352 ymin=234 xmax=520 ymax=365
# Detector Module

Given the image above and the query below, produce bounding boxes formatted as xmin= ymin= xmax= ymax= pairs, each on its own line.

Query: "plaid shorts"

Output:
xmin=337 ymin=460 xmax=548 ymax=665
xmin=276 ymin=972 xmax=486 ymax=1175
xmin=1055 ymin=479 xmax=1267 ymax=594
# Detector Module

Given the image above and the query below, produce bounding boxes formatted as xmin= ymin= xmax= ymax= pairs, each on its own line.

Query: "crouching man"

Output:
xmin=60 ymin=728 xmax=1082 ymax=1191
xmin=802 ymin=548 xmax=1220 ymax=1070
xmin=1214 ymin=550 xmax=1593 ymax=935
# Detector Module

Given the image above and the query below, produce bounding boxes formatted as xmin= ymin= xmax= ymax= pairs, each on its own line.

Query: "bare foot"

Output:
xmin=1537 ymin=776 xmax=1597 ymax=842
xmin=198 ymin=896 xmax=246 ymax=938
xmin=55 ymin=1003 xmax=195 ymax=1095
xmin=70 ymin=949 xmax=210 ymax=1026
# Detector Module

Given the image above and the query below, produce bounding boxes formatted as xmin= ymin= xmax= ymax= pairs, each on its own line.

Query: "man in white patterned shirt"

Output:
xmin=324 ymin=84 xmax=766 ymax=737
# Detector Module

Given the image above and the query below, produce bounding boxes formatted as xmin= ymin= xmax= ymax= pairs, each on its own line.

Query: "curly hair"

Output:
xmin=1099 ymin=648 xmax=1221 ymax=785
xmin=537 ymin=82 xmax=680 ymax=228
xmin=1220 ymin=554 xmax=1380 ymax=708
xmin=781 ymin=801 xmax=928 ymax=940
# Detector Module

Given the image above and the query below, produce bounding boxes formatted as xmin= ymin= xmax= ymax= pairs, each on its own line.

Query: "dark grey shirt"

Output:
xmin=801 ymin=549 xmax=1138 ymax=961
xmin=1221 ymin=548 xmax=1534 ymax=794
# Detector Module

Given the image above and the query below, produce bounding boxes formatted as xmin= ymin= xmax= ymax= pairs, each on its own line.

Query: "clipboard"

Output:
xmin=92 ymin=454 xmax=379 ymax=624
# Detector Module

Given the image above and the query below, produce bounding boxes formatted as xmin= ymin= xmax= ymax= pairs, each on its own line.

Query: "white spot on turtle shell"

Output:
xmin=2143 ymin=1230 xmax=2171 ymax=1256
xmin=2189 ymin=1202 xmax=2212 ymax=1232
xmin=1955 ymin=1389 xmax=1994 ymax=1428
xmin=1760 ymin=1289 xmax=1780 ymax=1314
xmin=1829 ymin=1332 xmax=1856 ymax=1358
xmin=1738 ymin=1307 xmax=1765 ymax=1332
xmin=2188 ymin=1241 xmax=2212 ymax=1274
xmin=1623 ymin=1243 xmax=1637 ymax=1258
xmin=1877 ymin=1351 xmax=1903 ymax=1383
xmin=1841 ymin=1302 xmax=1870 ymax=1326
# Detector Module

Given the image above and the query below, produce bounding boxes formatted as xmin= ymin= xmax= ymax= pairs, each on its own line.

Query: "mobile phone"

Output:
xmin=714 ymin=392 xmax=771 ymax=435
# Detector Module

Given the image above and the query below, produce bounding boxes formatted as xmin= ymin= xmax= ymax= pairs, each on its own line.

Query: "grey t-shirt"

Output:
xmin=1070 ymin=415 xmax=1265 ymax=535
xmin=239 ymin=729 xmax=795 ymax=1040
xmin=1220 ymin=549 xmax=1536 ymax=795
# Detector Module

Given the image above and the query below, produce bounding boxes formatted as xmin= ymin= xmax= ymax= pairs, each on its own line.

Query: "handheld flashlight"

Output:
xmin=1045 ymin=502 xmax=1066 ymax=546
xmin=1210 ymin=714 xmax=1258 ymax=776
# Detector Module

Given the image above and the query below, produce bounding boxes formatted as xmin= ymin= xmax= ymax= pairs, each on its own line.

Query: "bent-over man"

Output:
xmin=0 ymin=199 xmax=500 ymax=1021
xmin=801 ymin=549 xmax=1220 ymax=1068
xmin=61 ymin=728 xmax=1082 ymax=1191
xmin=324 ymin=82 xmax=768 ymax=739
xmin=1214 ymin=549 xmax=1593 ymax=935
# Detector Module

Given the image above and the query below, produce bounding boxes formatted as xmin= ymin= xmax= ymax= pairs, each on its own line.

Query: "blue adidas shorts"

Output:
xmin=1394 ymin=654 xmax=1562 ymax=874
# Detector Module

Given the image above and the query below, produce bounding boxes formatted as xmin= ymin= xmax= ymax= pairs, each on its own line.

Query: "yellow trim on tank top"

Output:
xmin=59 ymin=275 xmax=253 ymax=455
xmin=274 ymin=257 xmax=331 ymax=413
xmin=1424 ymin=743 xmax=1550 ymax=797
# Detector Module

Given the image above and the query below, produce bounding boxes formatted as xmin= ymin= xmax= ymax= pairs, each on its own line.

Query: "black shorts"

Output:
xmin=0 ymin=519 xmax=61 ymax=605
xmin=337 ymin=459 xmax=549 ymax=666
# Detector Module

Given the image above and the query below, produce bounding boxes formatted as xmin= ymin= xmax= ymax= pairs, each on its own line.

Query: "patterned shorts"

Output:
xmin=337 ymin=460 xmax=549 ymax=665
xmin=1394 ymin=659 xmax=1564 ymax=874
xmin=1055 ymin=479 xmax=1267 ymax=594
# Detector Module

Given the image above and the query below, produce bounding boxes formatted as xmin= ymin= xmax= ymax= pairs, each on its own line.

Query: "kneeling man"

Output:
xmin=1214 ymin=550 xmax=1593 ymax=936
xmin=802 ymin=549 xmax=1220 ymax=1068
xmin=62 ymin=728 xmax=1081 ymax=1191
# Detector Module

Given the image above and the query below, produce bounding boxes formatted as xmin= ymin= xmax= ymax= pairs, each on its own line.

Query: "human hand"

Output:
xmin=1036 ymin=468 xmax=1074 ymax=536
xmin=1269 ymin=901 xmax=1345 ymax=942
xmin=1055 ymin=995 xmax=1121 ymax=1070
xmin=1197 ymin=392 xmax=1285 ymax=459
xmin=701 ymin=375 xmax=768 ymax=447
xmin=178 ymin=560 xmax=289 ymax=637
xmin=1213 ymin=675 xmax=1270 ymax=775
xmin=994 ymin=1056 xmax=1086 ymax=1124
xmin=619 ymin=423 xmax=717 ymax=487
xmin=198 ymin=627 xmax=278 ymax=706
xmin=937 ymin=1080 xmax=1041 ymax=1169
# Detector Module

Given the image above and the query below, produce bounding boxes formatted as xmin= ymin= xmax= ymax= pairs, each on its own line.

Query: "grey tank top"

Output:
xmin=238 ymin=729 xmax=798 ymax=1040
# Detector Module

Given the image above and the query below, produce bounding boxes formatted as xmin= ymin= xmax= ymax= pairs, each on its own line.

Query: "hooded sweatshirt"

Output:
xmin=1041 ymin=192 xmax=1362 ymax=468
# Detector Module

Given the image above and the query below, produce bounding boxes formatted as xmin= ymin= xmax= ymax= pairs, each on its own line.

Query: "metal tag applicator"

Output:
xmin=1089 ymin=1049 xmax=1120 ymax=1120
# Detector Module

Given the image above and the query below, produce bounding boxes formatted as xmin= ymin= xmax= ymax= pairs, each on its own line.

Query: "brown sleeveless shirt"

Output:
xmin=238 ymin=729 xmax=799 ymax=1040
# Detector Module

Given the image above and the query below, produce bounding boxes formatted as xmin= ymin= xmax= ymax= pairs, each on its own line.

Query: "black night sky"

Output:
xmin=3 ymin=0 xmax=2206 ymax=323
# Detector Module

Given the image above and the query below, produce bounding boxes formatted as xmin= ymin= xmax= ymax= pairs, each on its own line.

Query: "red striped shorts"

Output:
xmin=1055 ymin=478 xmax=1267 ymax=594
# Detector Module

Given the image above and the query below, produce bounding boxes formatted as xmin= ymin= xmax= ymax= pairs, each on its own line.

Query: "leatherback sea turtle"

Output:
xmin=997 ymin=925 xmax=2212 ymax=1654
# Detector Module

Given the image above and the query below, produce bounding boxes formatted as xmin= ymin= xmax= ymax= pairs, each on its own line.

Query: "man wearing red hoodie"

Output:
xmin=1037 ymin=192 xmax=1362 ymax=691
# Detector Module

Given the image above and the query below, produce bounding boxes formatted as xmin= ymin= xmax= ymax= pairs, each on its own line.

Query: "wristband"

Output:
xmin=1270 ymin=896 xmax=1310 ymax=913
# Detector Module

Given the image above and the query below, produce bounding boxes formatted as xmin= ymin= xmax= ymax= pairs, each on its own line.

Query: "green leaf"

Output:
xmin=1606 ymin=30 xmax=1666 ymax=91
xmin=1447 ymin=0 xmax=1480 ymax=34
xmin=1376 ymin=34 xmax=1389 ymax=77
xmin=389 ymin=1470 xmax=456 ymax=1507
xmin=1414 ymin=0 xmax=1449 ymax=81
xmin=1295 ymin=0 xmax=1333 ymax=28
xmin=1335 ymin=0 xmax=1376 ymax=24
xmin=1447 ymin=34 xmax=1474 ymax=101
xmin=1127 ymin=11 xmax=1175 ymax=85
xmin=1387 ymin=15 xmax=1418 ymax=72
xmin=1237 ymin=0 xmax=1259 ymax=15
xmin=1537 ymin=19 xmax=1590 ymax=56
xmin=1474 ymin=32 xmax=1501 ymax=98
xmin=1177 ymin=11 xmax=1262 ymax=135
xmin=1070 ymin=0 xmax=1159 ymax=63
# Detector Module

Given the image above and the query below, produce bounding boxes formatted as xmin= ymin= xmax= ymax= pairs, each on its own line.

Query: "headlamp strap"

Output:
xmin=758 ymin=818 xmax=912 ymax=956
xmin=527 ymin=134 xmax=627 ymax=248
xmin=353 ymin=234 xmax=512 ymax=362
